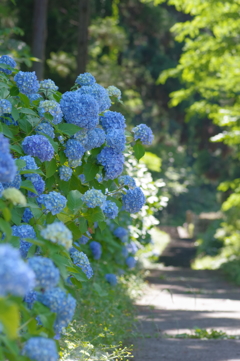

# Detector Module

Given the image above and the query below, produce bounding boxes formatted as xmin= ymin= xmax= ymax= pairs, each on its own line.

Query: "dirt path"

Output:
xmin=133 ymin=231 xmax=240 ymax=361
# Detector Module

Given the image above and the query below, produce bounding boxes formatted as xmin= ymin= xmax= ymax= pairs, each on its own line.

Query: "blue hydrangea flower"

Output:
xmin=78 ymin=84 xmax=111 ymax=113
xmin=37 ymin=287 xmax=76 ymax=334
xmin=106 ymin=129 xmax=126 ymax=152
xmin=28 ymin=257 xmax=60 ymax=289
xmin=68 ymin=158 xmax=82 ymax=168
xmin=78 ymin=174 xmax=86 ymax=183
xmin=58 ymin=135 xmax=64 ymax=144
xmin=82 ymin=189 xmax=106 ymax=208
xmin=122 ymin=187 xmax=146 ymax=213
xmin=22 ymin=208 xmax=34 ymax=223
xmin=105 ymin=274 xmax=118 ymax=286
xmin=118 ymin=175 xmax=136 ymax=189
xmin=24 ymin=290 xmax=37 ymax=309
xmin=122 ymin=246 xmax=128 ymax=258
xmin=14 ymin=71 xmax=40 ymax=95
xmin=84 ymin=128 xmax=106 ymax=151
xmin=78 ymin=231 xmax=91 ymax=244
xmin=35 ymin=122 xmax=55 ymax=139
xmin=60 ymin=92 xmax=99 ymax=129
xmin=0 ymin=133 xmax=11 ymax=154
xmin=28 ymin=93 xmax=42 ymax=102
xmin=114 ymin=227 xmax=128 ymax=242
xmin=0 ymin=153 xmax=17 ymax=183
xmin=69 ymin=248 xmax=93 ymax=279
xmin=28 ymin=174 xmax=45 ymax=197
xmin=22 ymin=135 xmax=54 ymax=162
xmin=41 ymin=222 xmax=72 ymax=249
xmin=12 ymin=224 xmax=36 ymax=258
xmin=0 ymin=244 xmax=35 ymax=297
xmin=59 ymin=166 xmax=72 ymax=181
xmin=0 ymin=99 xmax=12 ymax=116
xmin=38 ymin=100 xmax=63 ymax=125
xmin=2 ymin=173 xmax=21 ymax=189
xmin=0 ymin=182 xmax=3 ymax=197
xmin=0 ymin=55 xmax=16 ymax=74
xmin=100 ymin=111 xmax=126 ymax=131
xmin=97 ymin=147 xmax=124 ymax=180
xmin=107 ymin=85 xmax=121 ymax=100
xmin=64 ymin=139 xmax=85 ymax=160
xmin=40 ymin=79 xmax=58 ymax=92
xmin=73 ymin=129 xmax=88 ymax=146
xmin=0 ymin=113 xmax=18 ymax=126
xmin=132 ymin=124 xmax=154 ymax=145
xmin=126 ymin=256 xmax=136 ymax=269
xmin=75 ymin=72 xmax=96 ymax=86
xmin=19 ymin=155 xmax=38 ymax=178
xmin=37 ymin=192 xmax=67 ymax=215
xmin=90 ymin=241 xmax=102 ymax=260
xmin=22 ymin=337 xmax=59 ymax=361
xmin=102 ymin=200 xmax=118 ymax=219
xmin=126 ymin=241 xmax=138 ymax=255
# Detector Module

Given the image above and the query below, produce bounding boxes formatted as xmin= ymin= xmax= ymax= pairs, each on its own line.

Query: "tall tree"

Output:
xmin=77 ymin=0 xmax=90 ymax=74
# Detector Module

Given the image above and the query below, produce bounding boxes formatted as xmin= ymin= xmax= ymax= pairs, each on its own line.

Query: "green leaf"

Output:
xmin=45 ymin=158 xmax=57 ymax=178
xmin=26 ymin=116 xmax=41 ymax=127
xmin=0 ymin=300 xmax=20 ymax=339
xmin=19 ymin=108 xmax=38 ymax=116
xmin=11 ymin=106 xmax=19 ymax=121
xmin=84 ymin=207 xmax=105 ymax=223
xmin=44 ymin=134 xmax=59 ymax=153
xmin=78 ymin=217 xmax=88 ymax=234
xmin=59 ymin=151 xmax=67 ymax=165
xmin=83 ymin=162 xmax=99 ymax=182
xmin=10 ymin=87 xmax=19 ymax=96
xmin=10 ymin=144 xmax=24 ymax=155
xmin=57 ymin=123 xmax=82 ymax=136
xmin=18 ymin=117 xmax=32 ymax=133
xmin=18 ymin=93 xmax=30 ymax=107
xmin=67 ymin=190 xmax=83 ymax=213
xmin=11 ymin=208 xmax=24 ymax=225
xmin=133 ymin=141 xmax=145 ymax=160
xmin=15 ymin=159 xmax=26 ymax=170
xmin=20 ymin=179 xmax=37 ymax=194
xmin=0 ymin=218 xmax=12 ymax=240
xmin=67 ymin=266 xmax=88 ymax=281
xmin=98 ymin=221 xmax=107 ymax=231
xmin=1 ymin=124 xmax=14 ymax=139
xmin=2 ymin=207 xmax=11 ymax=222
xmin=93 ymin=283 xmax=108 ymax=297
xmin=66 ymin=222 xmax=82 ymax=240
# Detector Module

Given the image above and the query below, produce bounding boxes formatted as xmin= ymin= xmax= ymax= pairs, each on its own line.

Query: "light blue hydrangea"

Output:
xmin=106 ymin=129 xmax=126 ymax=152
xmin=64 ymin=139 xmax=85 ymax=160
xmin=59 ymin=166 xmax=72 ymax=181
xmin=84 ymin=128 xmax=106 ymax=151
xmin=58 ymin=135 xmax=64 ymax=144
xmin=100 ymin=111 xmax=126 ymax=132
xmin=24 ymin=290 xmax=37 ymax=309
xmin=12 ymin=224 xmax=36 ymax=258
xmin=90 ymin=241 xmax=102 ymax=260
xmin=114 ymin=227 xmax=128 ymax=242
xmin=126 ymin=241 xmax=138 ymax=255
xmin=0 ymin=99 xmax=12 ymax=116
xmin=122 ymin=187 xmax=146 ymax=213
xmin=28 ymin=93 xmax=42 ymax=102
xmin=2 ymin=173 xmax=21 ymax=189
xmin=14 ymin=71 xmax=40 ymax=95
xmin=97 ymin=147 xmax=124 ymax=180
xmin=118 ymin=175 xmax=136 ymax=189
xmin=40 ymin=79 xmax=58 ymax=92
xmin=0 ymin=114 xmax=18 ymax=126
xmin=0 ymin=133 xmax=11 ymax=154
xmin=60 ymin=92 xmax=99 ymax=129
xmin=28 ymin=257 xmax=60 ymax=289
xmin=22 ymin=337 xmax=59 ymax=361
xmin=75 ymin=72 xmax=96 ymax=86
xmin=78 ymin=174 xmax=86 ymax=183
xmin=19 ymin=155 xmax=38 ymax=178
xmin=0 ymin=182 xmax=3 ymax=197
xmin=0 ymin=55 xmax=16 ymax=74
xmin=107 ymin=85 xmax=121 ymax=100
xmin=102 ymin=200 xmax=118 ymax=219
xmin=69 ymin=248 xmax=93 ymax=279
xmin=105 ymin=273 xmax=118 ymax=286
xmin=68 ymin=158 xmax=82 ymax=168
xmin=37 ymin=192 xmax=67 ymax=215
xmin=22 ymin=135 xmax=54 ymax=162
xmin=122 ymin=246 xmax=128 ymax=258
xmin=78 ymin=231 xmax=91 ymax=244
xmin=0 ymin=152 xmax=17 ymax=183
xmin=38 ymin=100 xmax=63 ymax=125
xmin=28 ymin=174 xmax=45 ymax=197
xmin=82 ymin=189 xmax=106 ymax=208
xmin=41 ymin=222 xmax=72 ymax=249
xmin=126 ymin=256 xmax=136 ymax=269
xmin=0 ymin=244 xmax=35 ymax=296
xmin=78 ymin=84 xmax=111 ymax=113
xmin=35 ymin=122 xmax=55 ymax=139
xmin=132 ymin=124 xmax=154 ymax=145
xmin=22 ymin=208 xmax=34 ymax=223
xmin=73 ymin=129 xmax=88 ymax=146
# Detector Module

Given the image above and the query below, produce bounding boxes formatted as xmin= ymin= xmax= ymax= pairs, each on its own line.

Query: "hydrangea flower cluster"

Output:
xmin=22 ymin=208 xmax=34 ymax=223
xmin=68 ymin=158 xmax=82 ymax=168
xmin=69 ymin=248 xmax=93 ymax=279
xmin=2 ymin=172 xmax=21 ymax=189
xmin=105 ymin=274 xmax=118 ymax=286
xmin=0 ymin=133 xmax=17 ymax=183
xmin=107 ymin=85 xmax=121 ymax=100
xmin=38 ymin=100 xmax=63 ymax=124
xmin=102 ymin=200 xmax=119 ymax=219
xmin=2 ymin=187 xmax=26 ymax=206
xmin=0 ymin=55 xmax=16 ymax=74
xmin=82 ymin=189 xmax=106 ymax=208
xmin=37 ymin=192 xmax=67 ymax=215
xmin=35 ymin=122 xmax=55 ymax=139
xmin=59 ymin=166 xmax=72 ymax=181
xmin=64 ymin=139 xmax=85 ymax=160
xmin=106 ymin=129 xmax=126 ymax=152
xmin=0 ymin=114 xmax=18 ymax=126
xmin=75 ymin=72 xmax=96 ymax=86
xmin=77 ymin=83 xmax=111 ymax=113
xmin=12 ymin=224 xmax=37 ymax=258
xmin=90 ymin=241 xmax=102 ymax=260
xmin=41 ymin=222 xmax=73 ymax=249
xmin=28 ymin=257 xmax=60 ymax=289
xmin=122 ymin=187 xmax=146 ymax=213
xmin=28 ymin=174 xmax=45 ymax=197
xmin=97 ymin=147 xmax=124 ymax=180
xmin=132 ymin=124 xmax=154 ymax=145
xmin=84 ymin=128 xmax=106 ymax=151
xmin=20 ymin=155 xmax=38 ymax=177
xmin=0 ymin=244 xmax=35 ymax=297
xmin=40 ymin=79 xmax=59 ymax=92
xmin=14 ymin=71 xmax=40 ymax=95
xmin=126 ymin=256 xmax=136 ymax=269
xmin=24 ymin=290 xmax=37 ymax=309
xmin=126 ymin=241 xmax=138 ymax=255
xmin=0 ymin=99 xmax=12 ymax=115
xmin=22 ymin=135 xmax=54 ymax=162
xmin=118 ymin=175 xmax=136 ymax=189
xmin=60 ymin=92 xmax=99 ymax=129
xmin=22 ymin=337 xmax=59 ymax=361
xmin=114 ymin=227 xmax=128 ymax=242
xmin=28 ymin=93 xmax=42 ymax=102
xmin=78 ymin=231 xmax=91 ymax=244
xmin=100 ymin=111 xmax=126 ymax=132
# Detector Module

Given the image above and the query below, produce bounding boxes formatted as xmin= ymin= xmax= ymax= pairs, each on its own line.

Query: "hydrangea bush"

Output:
xmin=0 ymin=57 xmax=158 ymax=360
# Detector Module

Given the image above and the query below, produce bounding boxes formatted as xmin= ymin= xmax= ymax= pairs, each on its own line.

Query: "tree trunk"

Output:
xmin=32 ymin=0 xmax=49 ymax=80
xmin=77 ymin=0 xmax=90 ymax=75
